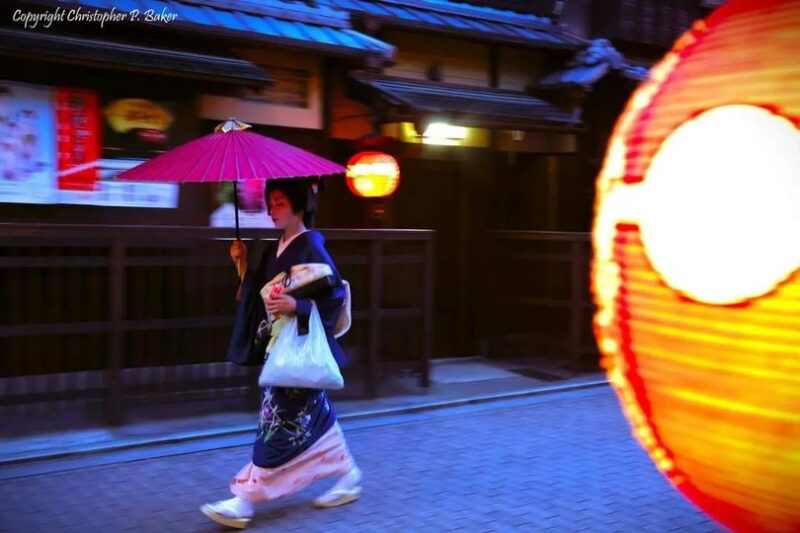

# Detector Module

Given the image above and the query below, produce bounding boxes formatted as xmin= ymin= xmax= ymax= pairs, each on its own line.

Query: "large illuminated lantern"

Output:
xmin=591 ymin=0 xmax=800 ymax=531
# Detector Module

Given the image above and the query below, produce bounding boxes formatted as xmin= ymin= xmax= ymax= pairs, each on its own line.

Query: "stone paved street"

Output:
xmin=0 ymin=387 xmax=722 ymax=532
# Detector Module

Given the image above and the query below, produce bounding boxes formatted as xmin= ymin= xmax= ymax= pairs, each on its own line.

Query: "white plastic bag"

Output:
xmin=258 ymin=302 xmax=344 ymax=390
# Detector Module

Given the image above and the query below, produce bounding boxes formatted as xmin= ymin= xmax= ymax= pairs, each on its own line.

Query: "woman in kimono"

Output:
xmin=202 ymin=178 xmax=362 ymax=529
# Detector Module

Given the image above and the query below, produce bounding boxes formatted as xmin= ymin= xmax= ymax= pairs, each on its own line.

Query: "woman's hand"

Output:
xmin=266 ymin=293 xmax=297 ymax=316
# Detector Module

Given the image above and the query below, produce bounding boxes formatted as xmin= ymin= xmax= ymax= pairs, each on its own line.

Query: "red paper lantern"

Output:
xmin=592 ymin=1 xmax=800 ymax=531
xmin=345 ymin=151 xmax=400 ymax=198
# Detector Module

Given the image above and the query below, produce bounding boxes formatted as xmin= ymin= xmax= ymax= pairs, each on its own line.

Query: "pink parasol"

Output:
xmin=118 ymin=118 xmax=344 ymax=184
xmin=117 ymin=118 xmax=345 ymax=294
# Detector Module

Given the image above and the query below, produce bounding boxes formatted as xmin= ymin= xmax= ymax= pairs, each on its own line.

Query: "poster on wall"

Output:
xmin=56 ymin=95 xmax=179 ymax=208
xmin=102 ymin=97 xmax=176 ymax=159
xmin=56 ymin=88 xmax=101 ymax=191
xmin=0 ymin=81 xmax=179 ymax=209
xmin=0 ymin=81 xmax=57 ymax=204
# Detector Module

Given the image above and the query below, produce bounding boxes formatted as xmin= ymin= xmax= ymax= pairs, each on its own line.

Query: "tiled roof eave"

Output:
xmin=28 ymin=0 xmax=396 ymax=63
xmin=355 ymin=13 xmax=583 ymax=51
xmin=180 ymin=23 xmax=394 ymax=60
xmin=351 ymin=73 xmax=582 ymax=132
xmin=0 ymin=28 xmax=272 ymax=85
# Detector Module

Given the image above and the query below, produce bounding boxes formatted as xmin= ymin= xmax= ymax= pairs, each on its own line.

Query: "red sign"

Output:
xmin=56 ymin=88 xmax=100 ymax=191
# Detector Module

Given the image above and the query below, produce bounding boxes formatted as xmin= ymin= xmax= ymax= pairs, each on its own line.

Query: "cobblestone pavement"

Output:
xmin=0 ymin=388 xmax=721 ymax=532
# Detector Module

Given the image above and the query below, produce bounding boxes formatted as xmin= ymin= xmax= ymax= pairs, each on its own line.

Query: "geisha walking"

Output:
xmin=202 ymin=178 xmax=362 ymax=529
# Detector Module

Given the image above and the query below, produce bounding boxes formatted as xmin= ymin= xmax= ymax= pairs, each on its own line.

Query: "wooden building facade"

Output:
xmin=0 ymin=0 xmax=717 ymax=421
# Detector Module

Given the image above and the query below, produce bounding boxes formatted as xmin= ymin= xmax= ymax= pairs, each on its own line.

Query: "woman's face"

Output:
xmin=268 ymin=189 xmax=301 ymax=230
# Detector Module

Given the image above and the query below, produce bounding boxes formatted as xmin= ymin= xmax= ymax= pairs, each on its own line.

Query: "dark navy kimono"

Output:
xmin=232 ymin=230 xmax=347 ymax=468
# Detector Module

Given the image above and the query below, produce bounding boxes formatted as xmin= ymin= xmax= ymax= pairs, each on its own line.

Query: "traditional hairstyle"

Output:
xmin=265 ymin=177 xmax=321 ymax=228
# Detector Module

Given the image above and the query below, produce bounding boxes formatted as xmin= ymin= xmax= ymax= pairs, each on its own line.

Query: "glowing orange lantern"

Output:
xmin=592 ymin=1 xmax=800 ymax=531
xmin=345 ymin=151 xmax=400 ymax=198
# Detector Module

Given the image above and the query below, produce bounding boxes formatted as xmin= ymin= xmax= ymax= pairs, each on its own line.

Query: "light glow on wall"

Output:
xmin=422 ymin=122 xmax=468 ymax=145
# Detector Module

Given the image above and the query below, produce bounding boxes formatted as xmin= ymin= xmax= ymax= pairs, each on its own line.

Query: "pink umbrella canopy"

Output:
xmin=116 ymin=119 xmax=346 ymax=295
xmin=117 ymin=118 xmax=345 ymax=182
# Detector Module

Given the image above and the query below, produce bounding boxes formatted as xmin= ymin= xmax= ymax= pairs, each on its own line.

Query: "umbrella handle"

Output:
xmin=232 ymin=182 xmax=242 ymax=301
xmin=233 ymin=181 xmax=241 ymax=240
xmin=230 ymin=239 xmax=248 ymax=300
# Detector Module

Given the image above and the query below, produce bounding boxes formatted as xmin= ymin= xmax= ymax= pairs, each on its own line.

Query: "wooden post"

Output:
xmin=368 ymin=238 xmax=383 ymax=397
xmin=321 ymin=58 xmax=331 ymax=153
xmin=421 ymin=236 xmax=435 ymax=387
xmin=479 ymin=231 xmax=494 ymax=359
xmin=547 ymin=157 xmax=560 ymax=230
xmin=569 ymin=239 xmax=584 ymax=369
xmin=107 ymin=238 xmax=126 ymax=425
xmin=457 ymin=169 xmax=470 ymax=355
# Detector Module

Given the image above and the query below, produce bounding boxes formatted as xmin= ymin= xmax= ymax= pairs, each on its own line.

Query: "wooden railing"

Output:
xmin=0 ymin=224 xmax=434 ymax=425
xmin=479 ymin=231 xmax=598 ymax=368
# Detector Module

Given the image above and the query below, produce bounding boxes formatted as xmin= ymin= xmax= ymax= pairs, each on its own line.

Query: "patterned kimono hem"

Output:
xmin=230 ymin=422 xmax=354 ymax=503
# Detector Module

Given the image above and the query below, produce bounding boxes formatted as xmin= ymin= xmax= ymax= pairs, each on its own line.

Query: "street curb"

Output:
xmin=339 ymin=378 xmax=608 ymax=421
xmin=1 ymin=378 xmax=608 ymax=467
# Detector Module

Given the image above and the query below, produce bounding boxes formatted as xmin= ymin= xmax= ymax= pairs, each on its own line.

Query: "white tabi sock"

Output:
xmin=219 ymin=496 xmax=255 ymax=517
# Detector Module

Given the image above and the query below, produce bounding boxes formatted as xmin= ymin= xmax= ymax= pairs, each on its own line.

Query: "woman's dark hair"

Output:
xmin=265 ymin=178 xmax=320 ymax=228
